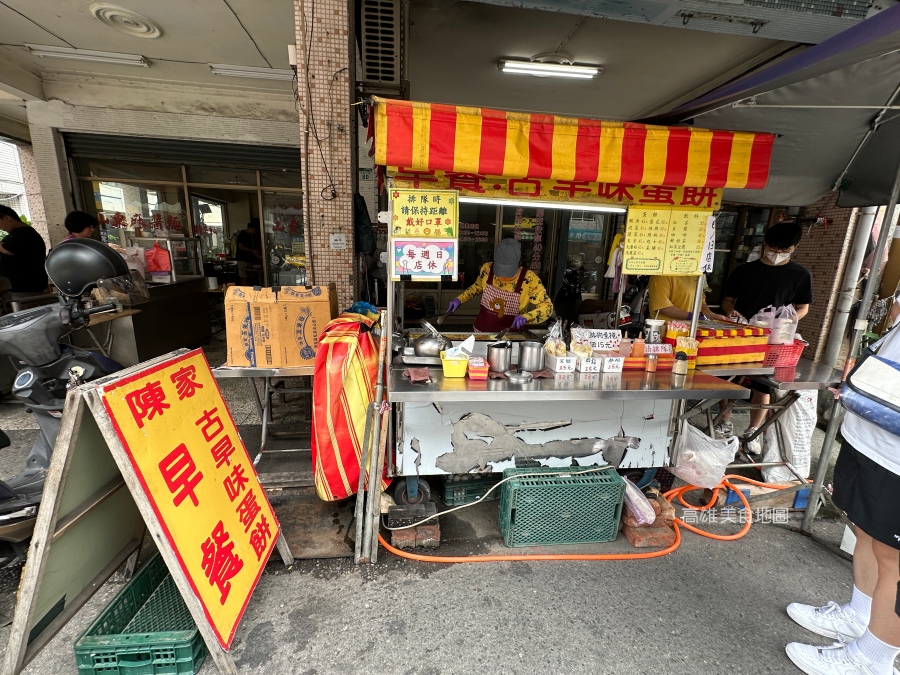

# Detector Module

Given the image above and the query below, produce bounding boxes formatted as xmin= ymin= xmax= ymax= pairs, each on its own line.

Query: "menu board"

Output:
xmin=390 ymin=189 xmax=458 ymax=238
xmin=623 ymin=208 xmax=715 ymax=276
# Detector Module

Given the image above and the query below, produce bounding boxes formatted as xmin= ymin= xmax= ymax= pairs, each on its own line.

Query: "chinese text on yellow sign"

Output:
xmin=623 ymin=208 xmax=714 ymax=275
xmin=99 ymin=349 xmax=278 ymax=650
xmin=390 ymin=188 xmax=458 ymax=238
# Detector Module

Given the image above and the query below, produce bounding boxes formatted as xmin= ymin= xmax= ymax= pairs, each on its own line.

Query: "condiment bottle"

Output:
xmin=672 ymin=351 xmax=689 ymax=375
xmin=645 ymin=353 xmax=658 ymax=372
xmin=619 ymin=337 xmax=632 ymax=356
xmin=630 ymin=332 xmax=646 ymax=358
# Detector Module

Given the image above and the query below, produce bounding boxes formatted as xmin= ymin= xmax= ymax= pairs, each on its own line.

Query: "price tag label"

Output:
xmin=644 ymin=344 xmax=673 ymax=355
xmin=582 ymin=329 xmax=622 ymax=352
xmin=602 ymin=356 xmax=625 ymax=373
xmin=577 ymin=357 xmax=601 ymax=373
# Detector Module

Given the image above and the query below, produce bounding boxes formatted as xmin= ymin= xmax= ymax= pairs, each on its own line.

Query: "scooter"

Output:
xmin=0 ymin=239 xmax=129 ymax=560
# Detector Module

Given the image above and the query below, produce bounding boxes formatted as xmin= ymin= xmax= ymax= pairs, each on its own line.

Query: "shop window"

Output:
xmin=82 ymin=180 xmax=188 ymax=246
xmin=444 ymin=202 xmax=497 ymax=292
xmin=187 ymin=165 xmax=257 ymax=186
xmin=563 ymin=212 xmax=606 ymax=297
xmin=501 ymin=205 xmax=555 ymax=288
xmin=260 ymin=170 xmax=302 ymax=189
xmin=75 ymin=158 xmax=183 ymax=182
xmin=98 ymin=183 xmax=125 ymax=213
xmin=263 ymin=192 xmax=306 ymax=286
xmin=192 ymin=195 xmax=228 ymax=258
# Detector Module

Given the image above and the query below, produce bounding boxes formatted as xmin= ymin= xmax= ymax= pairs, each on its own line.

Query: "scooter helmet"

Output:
xmin=46 ymin=238 xmax=129 ymax=298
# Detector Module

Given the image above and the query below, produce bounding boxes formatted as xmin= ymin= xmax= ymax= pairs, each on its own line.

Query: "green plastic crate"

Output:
xmin=499 ymin=466 xmax=626 ymax=547
xmin=443 ymin=475 xmax=502 ymax=506
xmin=74 ymin=554 xmax=207 ymax=675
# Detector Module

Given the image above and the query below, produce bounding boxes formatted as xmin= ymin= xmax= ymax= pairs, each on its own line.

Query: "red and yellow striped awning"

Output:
xmin=373 ymin=98 xmax=774 ymax=190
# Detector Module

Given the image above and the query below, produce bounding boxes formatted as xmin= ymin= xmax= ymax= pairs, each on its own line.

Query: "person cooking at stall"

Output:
xmin=444 ymin=238 xmax=553 ymax=331
xmin=648 ymin=274 xmax=726 ymax=322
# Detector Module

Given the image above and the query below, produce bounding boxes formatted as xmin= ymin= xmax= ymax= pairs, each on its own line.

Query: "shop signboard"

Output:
xmin=623 ymin=208 xmax=715 ymax=276
xmin=389 ymin=168 xmax=722 ymax=210
xmin=389 ymin=188 xmax=459 ymax=238
xmin=390 ymin=238 xmax=458 ymax=281
xmin=96 ymin=349 xmax=279 ymax=649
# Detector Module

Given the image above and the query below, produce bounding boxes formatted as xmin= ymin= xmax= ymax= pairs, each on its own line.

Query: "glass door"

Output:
xmin=262 ymin=192 xmax=306 ymax=286
xmin=191 ymin=195 xmax=227 ymax=259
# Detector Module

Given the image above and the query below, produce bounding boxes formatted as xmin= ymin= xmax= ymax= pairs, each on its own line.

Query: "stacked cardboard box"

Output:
xmin=224 ymin=284 xmax=338 ymax=367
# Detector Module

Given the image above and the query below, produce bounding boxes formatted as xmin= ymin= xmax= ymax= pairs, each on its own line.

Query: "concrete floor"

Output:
xmin=0 ymin=334 xmax=861 ymax=674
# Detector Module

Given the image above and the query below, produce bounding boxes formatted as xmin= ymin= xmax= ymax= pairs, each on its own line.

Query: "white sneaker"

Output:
xmin=787 ymin=601 xmax=866 ymax=642
xmin=714 ymin=420 xmax=734 ymax=437
xmin=743 ymin=427 xmax=762 ymax=454
xmin=785 ymin=641 xmax=899 ymax=675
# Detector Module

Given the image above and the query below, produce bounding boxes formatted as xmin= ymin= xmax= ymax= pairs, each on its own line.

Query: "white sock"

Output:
xmin=851 ymin=630 xmax=900 ymax=672
xmin=845 ymin=586 xmax=872 ymax=625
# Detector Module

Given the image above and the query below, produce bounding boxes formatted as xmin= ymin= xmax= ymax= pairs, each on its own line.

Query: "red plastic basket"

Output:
xmin=763 ymin=340 xmax=807 ymax=368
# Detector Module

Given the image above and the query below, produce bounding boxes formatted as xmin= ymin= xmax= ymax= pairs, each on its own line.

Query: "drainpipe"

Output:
xmin=820 ymin=206 xmax=877 ymax=369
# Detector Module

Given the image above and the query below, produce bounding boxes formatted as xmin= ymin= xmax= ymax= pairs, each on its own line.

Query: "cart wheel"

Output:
xmin=393 ymin=478 xmax=431 ymax=505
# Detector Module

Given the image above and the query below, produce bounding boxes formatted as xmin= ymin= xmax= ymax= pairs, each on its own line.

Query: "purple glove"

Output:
xmin=511 ymin=315 xmax=527 ymax=330
xmin=447 ymin=298 xmax=461 ymax=313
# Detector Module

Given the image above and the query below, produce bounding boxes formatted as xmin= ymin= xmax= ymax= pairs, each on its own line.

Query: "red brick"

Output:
xmin=391 ymin=529 xmax=417 ymax=550
xmin=623 ymin=524 xmax=677 ymax=548
xmin=415 ymin=524 xmax=440 ymax=548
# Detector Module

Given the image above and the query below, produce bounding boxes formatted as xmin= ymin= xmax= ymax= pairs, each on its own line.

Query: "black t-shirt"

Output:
xmin=722 ymin=259 xmax=813 ymax=319
xmin=235 ymin=230 xmax=258 ymax=263
xmin=0 ymin=226 xmax=47 ymax=293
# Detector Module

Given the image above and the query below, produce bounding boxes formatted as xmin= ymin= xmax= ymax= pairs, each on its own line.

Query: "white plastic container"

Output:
xmin=601 ymin=356 xmax=625 ymax=373
xmin=576 ymin=355 xmax=601 ymax=373
xmin=545 ymin=351 xmax=577 ymax=373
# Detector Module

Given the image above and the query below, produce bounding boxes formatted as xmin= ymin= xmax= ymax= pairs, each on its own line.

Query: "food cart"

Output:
xmin=370 ymin=98 xmax=778 ymax=506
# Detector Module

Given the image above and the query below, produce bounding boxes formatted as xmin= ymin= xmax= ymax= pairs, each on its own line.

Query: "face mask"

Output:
xmin=764 ymin=250 xmax=791 ymax=265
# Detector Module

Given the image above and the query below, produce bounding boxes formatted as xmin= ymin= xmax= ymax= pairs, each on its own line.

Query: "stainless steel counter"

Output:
xmin=749 ymin=358 xmax=842 ymax=391
xmin=698 ymin=363 xmax=775 ymax=378
xmin=212 ymin=365 xmax=315 ymax=378
xmin=389 ymin=368 xmax=750 ymax=402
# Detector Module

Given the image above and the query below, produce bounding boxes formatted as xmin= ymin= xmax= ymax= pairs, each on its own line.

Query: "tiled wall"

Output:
xmin=791 ymin=194 xmax=859 ymax=363
xmin=295 ymin=0 xmax=357 ymax=309
xmin=16 ymin=145 xmax=48 ymax=246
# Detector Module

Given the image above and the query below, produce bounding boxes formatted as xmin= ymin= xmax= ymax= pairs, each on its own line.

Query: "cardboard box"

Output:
xmin=225 ymin=286 xmax=258 ymax=367
xmin=271 ymin=284 xmax=338 ymax=367
xmin=250 ymin=288 xmax=279 ymax=367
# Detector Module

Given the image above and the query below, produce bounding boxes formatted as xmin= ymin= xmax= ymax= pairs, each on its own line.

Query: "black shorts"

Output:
xmin=832 ymin=441 xmax=900 ymax=550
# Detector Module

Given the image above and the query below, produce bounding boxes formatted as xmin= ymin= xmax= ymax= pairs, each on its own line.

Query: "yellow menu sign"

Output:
xmin=98 ymin=349 xmax=278 ymax=649
xmin=390 ymin=188 xmax=458 ymax=238
xmin=623 ymin=207 xmax=714 ymax=275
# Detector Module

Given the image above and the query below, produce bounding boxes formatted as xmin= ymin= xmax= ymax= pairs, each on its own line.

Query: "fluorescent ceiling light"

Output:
xmin=499 ymin=60 xmax=600 ymax=80
xmin=209 ymin=64 xmax=295 ymax=81
xmin=459 ymin=197 xmax=625 ymax=213
xmin=25 ymin=44 xmax=149 ymax=67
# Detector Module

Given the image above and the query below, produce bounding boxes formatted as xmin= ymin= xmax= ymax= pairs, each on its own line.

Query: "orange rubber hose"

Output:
xmin=378 ymin=474 xmax=790 ymax=563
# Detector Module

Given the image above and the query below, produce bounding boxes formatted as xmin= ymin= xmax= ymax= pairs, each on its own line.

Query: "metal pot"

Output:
xmin=519 ymin=341 xmax=545 ymax=372
xmin=414 ymin=333 xmax=452 ymax=357
xmin=486 ymin=341 xmax=512 ymax=372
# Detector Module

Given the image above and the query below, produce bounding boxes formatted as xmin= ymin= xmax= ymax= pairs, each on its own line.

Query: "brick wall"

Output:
xmin=790 ymin=194 xmax=858 ymax=362
xmin=295 ymin=0 xmax=357 ymax=309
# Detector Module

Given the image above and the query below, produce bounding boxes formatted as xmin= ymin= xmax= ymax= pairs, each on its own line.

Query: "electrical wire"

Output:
xmin=378 ymin=474 xmax=795 ymax=563
xmin=303 ymin=0 xmax=338 ymax=201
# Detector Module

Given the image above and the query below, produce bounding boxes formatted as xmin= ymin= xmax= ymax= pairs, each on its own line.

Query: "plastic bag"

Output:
xmin=569 ymin=325 xmax=592 ymax=358
xmin=124 ymin=247 xmax=146 ymax=279
xmin=623 ymin=478 xmax=656 ymax=525
xmin=544 ymin=319 xmax=567 ymax=357
xmin=770 ymin=305 xmax=799 ymax=345
xmin=762 ymin=389 xmax=817 ymax=482
xmin=673 ymin=424 xmax=738 ymax=489
xmin=144 ymin=242 xmax=172 ymax=273
xmin=749 ymin=305 xmax=777 ymax=331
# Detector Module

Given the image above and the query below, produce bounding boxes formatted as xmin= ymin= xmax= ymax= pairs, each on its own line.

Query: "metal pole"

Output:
xmin=803 ymin=154 xmax=900 ymax=531
xmin=360 ymin=310 xmax=389 ymax=563
xmin=353 ymin=403 xmax=375 ymax=564
xmin=688 ymin=274 xmax=703 ymax=336
xmin=801 ymin=397 xmax=844 ymax=533
xmin=821 ymin=206 xmax=878 ymax=368
xmin=847 ymin=157 xmax=900 ymax=367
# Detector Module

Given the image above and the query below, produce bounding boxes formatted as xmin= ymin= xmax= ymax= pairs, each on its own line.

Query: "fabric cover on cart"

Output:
xmin=311 ymin=313 xmax=388 ymax=501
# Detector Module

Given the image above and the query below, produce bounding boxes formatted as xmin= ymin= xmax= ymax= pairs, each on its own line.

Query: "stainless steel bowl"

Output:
xmin=414 ymin=334 xmax=452 ymax=357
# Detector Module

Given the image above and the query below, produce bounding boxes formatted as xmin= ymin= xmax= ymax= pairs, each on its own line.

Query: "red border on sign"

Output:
xmin=100 ymin=348 xmax=280 ymax=650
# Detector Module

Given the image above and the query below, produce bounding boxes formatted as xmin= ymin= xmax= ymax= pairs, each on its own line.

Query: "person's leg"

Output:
xmin=748 ymin=390 xmax=769 ymax=430
xmin=849 ymin=538 xmax=900 ymax=671
xmin=718 ymin=399 xmax=732 ymax=422
xmin=854 ymin=526 xmax=878 ymax=599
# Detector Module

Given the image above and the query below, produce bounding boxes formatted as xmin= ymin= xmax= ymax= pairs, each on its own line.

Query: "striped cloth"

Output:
xmin=373 ymin=97 xmax=774 ymax=189
xmin=311 ymin=313 xmax=389 ymax=501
